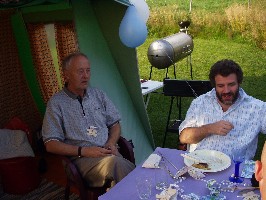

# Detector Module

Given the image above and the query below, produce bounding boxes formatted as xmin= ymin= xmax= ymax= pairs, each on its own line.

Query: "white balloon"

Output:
xmin=119 ymin=6 xmax=148 ymax=48
xmin=130 ymin=0 xmax=150 ymax=23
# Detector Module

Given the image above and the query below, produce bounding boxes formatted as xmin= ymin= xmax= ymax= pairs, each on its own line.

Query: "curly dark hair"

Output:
xmin=209 ymin=59 xmax=243 ymax=87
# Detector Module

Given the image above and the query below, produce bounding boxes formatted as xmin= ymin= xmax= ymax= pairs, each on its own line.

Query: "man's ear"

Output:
xmin=255 ymin=160 xmax=263 ymax=181
xmin=64 ymin=74 xmax=69 ymax=81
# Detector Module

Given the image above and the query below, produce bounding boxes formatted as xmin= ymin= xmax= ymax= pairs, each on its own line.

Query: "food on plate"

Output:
xmin=184 ymin=150 xmax=231 ymax=172
xmin=192 ymin=162 xmax=211 ymax=170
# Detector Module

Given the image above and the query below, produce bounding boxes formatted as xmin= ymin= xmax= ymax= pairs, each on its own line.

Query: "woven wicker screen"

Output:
xmin=55 ymin=22 xmax=79 ymax=86
xmin=0 ymin=10 xmax=42 ymax=132
xmin=27 ymin=22 xmax=79 ymax=104
xmin=0 ymin=10 xmax=79 ymax=133
xmin=27 ymin=23 xmax=60 ymax=104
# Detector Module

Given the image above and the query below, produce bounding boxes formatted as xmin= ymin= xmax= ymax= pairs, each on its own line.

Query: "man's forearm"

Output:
xmin=179 ymin=125 xmax=211 ymax=144
xmin=45 ymin=140 xmax=80 ymax=156
xmin=106 ymin=122 xmax=121 ymax=147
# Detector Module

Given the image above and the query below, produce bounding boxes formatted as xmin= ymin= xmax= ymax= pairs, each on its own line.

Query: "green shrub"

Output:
xmin=225 ymin=3 xmax=266 ymax=49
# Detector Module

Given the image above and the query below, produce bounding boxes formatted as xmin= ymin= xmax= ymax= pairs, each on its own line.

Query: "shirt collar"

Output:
xmin=63 ymin=87 xmax=87 ymax=100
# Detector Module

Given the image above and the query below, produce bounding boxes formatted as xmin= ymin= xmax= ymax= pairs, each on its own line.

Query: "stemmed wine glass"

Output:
xmin=229 ymin=150 xmax=245 ymax=183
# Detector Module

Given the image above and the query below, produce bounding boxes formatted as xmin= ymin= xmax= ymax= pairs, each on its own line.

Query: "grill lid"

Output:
xmin=147 ymin=32 xmax=193 ymax=69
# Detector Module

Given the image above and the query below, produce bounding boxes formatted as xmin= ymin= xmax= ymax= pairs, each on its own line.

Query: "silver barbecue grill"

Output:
xmin=147 ymin=32 xmax=194 ymax=70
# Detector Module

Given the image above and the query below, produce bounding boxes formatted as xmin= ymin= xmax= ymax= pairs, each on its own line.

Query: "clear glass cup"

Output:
xmin=136 ymin=176 xmax=152 ymax=199
xmin=155 ymin=160 xmax=169 ymax=190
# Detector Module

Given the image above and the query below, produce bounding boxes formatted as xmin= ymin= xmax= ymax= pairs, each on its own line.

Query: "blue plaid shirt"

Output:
xmin=42 ymin=87 xmax=121 ymax=147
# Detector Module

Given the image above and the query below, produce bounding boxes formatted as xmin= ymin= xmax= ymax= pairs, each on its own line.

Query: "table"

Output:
xmin=99 ymin=147 xmax=260 ymax=200
xmin=141 ymin=80 xmax=163 ymax=108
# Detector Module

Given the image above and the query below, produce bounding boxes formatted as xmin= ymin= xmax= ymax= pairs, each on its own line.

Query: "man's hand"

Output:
xmin=104 ymin=144 xmax=119 ymax=156
xmin=209 ymin=120 xmax=234 ymax=136
xmin=81 ymin=146 xmax=112 ymax=158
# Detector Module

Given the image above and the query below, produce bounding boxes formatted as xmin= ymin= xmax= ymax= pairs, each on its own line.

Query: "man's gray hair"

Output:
xmin=62 ymin=52 xmax=89 ymax=70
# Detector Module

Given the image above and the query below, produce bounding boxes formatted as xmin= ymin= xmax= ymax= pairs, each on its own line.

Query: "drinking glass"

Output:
xmin=229 ymin=150 xmax=245 ymax=183
xmin=136 ymin=176 xmax=152 ymax=199
xmin=155 ymin=160 xmax=169 ymax=190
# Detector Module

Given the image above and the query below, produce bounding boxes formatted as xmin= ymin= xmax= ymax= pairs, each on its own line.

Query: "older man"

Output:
xmin=42 ymin=52 xmax=135 ymax=188
xmin=179 ymin=59 xmax=266 ymax=159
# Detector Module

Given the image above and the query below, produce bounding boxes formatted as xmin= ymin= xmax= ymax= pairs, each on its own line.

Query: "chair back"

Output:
xmin=163 ymin=79 xmax=212 ymax=97
xmin=162 ymin=79 xmax=212 ymax=149
xmin=117 ymin=136 xmax=135 ymax=164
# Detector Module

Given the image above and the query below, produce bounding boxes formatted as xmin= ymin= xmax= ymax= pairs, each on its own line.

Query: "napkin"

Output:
xmin=174 ymin=166 xmax=205 ymax=180
xmin=142 ymin=153 xmax=162 ymax=168
xmin=156 ymin=186 xmax=177 ymax=200
xmin=187 ymin=167 xmax=206 ymax=179
xmin=175 ymin=166 xmax=188 ymax=178
xmin=241 ymin=191 xmax=260 ymax=200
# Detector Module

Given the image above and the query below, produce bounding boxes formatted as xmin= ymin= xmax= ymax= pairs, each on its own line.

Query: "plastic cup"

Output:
xmin=155 ymin=161 xmax=168 ymax=190
xmin=136 ymin=176 xmax=152 ymax=199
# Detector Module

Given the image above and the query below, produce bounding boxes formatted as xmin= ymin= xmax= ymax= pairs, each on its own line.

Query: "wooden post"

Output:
xmin=189 ymin=0 xmax=192 ymax=12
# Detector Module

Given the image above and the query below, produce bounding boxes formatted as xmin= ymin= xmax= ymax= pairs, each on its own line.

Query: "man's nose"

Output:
xmin=84 ymin=71 xmax=90 ymax=78
xmin=224 ymin=85 xmax=230 ymax=93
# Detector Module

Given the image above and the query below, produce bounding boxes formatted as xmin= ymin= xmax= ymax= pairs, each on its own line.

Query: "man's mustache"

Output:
xmin=222 ymin=92 xmax=233 ymax=96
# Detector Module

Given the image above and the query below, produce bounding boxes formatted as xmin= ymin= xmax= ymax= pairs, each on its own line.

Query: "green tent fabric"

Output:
xmin=11 ymin=12 xmax=46 ymax=115
xmin=0 ymin=0 xmax=66 ymax=9
xmin=73 ymin=0 xmax=154 ymax=164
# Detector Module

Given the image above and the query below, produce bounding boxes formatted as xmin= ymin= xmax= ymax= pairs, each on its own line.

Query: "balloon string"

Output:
xmin=156 ymin=42 xmax=198 ymax=97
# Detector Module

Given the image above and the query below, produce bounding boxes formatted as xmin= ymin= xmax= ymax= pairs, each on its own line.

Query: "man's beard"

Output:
xmin=216 ymin=88 xmax=239 ymax=106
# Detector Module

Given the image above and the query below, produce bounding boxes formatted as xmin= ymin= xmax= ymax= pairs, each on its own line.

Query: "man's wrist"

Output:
xmin=105 ymin=144 xmax=119 ymax=150
xmin=199 ymin=124 xmax=211 ymax=138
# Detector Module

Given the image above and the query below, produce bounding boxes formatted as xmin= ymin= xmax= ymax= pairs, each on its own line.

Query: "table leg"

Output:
xmin=145 ymin=94 xmax=151 ymax=109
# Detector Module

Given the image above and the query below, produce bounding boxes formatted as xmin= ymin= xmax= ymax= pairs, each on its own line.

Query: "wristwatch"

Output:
xmin=78 ymin=146 xmax=82 ymax=158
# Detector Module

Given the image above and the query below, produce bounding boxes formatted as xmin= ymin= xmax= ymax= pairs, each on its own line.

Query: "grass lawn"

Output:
xmin=137 ymin=36 xmax=266 ymax=160
xmin=147 ymin=0 xmax=256 ymax=11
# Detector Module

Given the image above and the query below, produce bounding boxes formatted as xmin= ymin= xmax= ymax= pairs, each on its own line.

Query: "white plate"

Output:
xmin=184 ymin=149 xmax=231 ymax=172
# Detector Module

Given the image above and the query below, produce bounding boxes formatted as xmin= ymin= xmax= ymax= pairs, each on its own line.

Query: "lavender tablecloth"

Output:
xmin=99 ymin=147 xmax=260 ymax=200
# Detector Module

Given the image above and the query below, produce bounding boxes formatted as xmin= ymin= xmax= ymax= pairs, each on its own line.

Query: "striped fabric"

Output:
xmin=0 ymin=179 xmax=79 ymax=200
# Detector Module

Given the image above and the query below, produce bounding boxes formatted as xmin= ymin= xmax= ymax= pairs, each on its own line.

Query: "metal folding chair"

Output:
xmin=162 ymin=79 xmax=212 ymax=148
